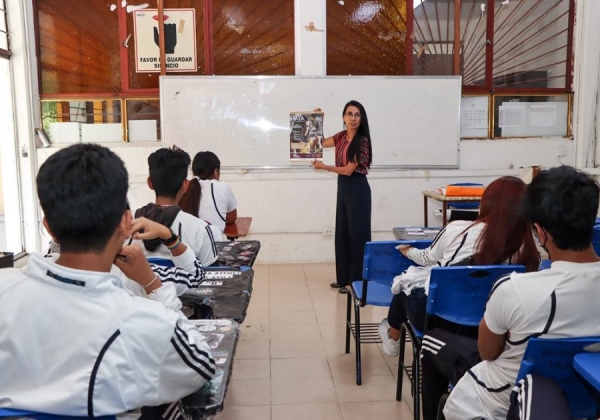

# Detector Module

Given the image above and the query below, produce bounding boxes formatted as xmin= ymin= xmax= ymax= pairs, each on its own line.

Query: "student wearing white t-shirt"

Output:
xmin=134 ymin=147 xmax=221 ymax=266
xmin=429 ymin=166 xmax=600 ymax=420
xmin=378 ymin=177 xmax=540 ymax=366
xmin=180 ymin=151 xmax=238 ymax=233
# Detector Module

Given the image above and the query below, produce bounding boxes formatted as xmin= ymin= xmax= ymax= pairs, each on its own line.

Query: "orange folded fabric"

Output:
xmin=444 ymin=186 xmax=485 ymax=197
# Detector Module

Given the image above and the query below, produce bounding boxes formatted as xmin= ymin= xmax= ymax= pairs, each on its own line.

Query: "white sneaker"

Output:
xmin=378 ymin=318 xmax=400 ymax=357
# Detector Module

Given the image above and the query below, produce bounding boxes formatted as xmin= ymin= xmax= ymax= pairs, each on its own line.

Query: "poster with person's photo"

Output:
xmin=289 ymin=111 xmax=324 ymax=161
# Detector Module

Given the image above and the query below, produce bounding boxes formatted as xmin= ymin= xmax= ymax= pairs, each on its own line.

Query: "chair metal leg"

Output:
xmin=436 ymin=393 xmax=449 ymax=420
xmin=413 ymin=346 xmax=421 ymax=420
xmin=354 ymin=296 xmax=362 ymax=385
xmin=397 ymin=325 xmax=407 ymax=401
xmin=345 ymin=289 xmax=351 ymax=354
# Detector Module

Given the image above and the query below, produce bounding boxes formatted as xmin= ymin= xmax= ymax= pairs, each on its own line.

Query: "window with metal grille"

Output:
xmin=411 ymin=0 xmax=574 ymax=92
xmin=0 ymin=0 xmax=10 ymax=59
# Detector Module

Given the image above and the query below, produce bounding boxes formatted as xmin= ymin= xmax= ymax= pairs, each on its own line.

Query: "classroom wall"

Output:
xmin=34 ymin=136 xmax=574 ymax=262
xmin=10 ymin=0 xmax=600 ymax=263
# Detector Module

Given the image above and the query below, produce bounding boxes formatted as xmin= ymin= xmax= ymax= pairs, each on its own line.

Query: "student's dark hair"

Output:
xmin=37 ymin=143 xmax=129 ymax=253
xmin=470 ymin=176 xmax=539 ymax=272
xmin=192 ymin=151 xmax=221 ymax=179
xmin=148 ymin=146 xmax=191 ymax=199
xmin=179 ymin=151 xmax=221 ymax=217
xmin=343 ymin=100 xmax=373 ymax=167
xmin=522 ymin=165 xmax=600 ymax=251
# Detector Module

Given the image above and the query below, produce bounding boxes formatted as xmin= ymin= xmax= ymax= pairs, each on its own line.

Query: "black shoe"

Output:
xmin=330 ymin=282 xmax=343 ymax=288
xmin=338 ymin=287 xmax=348 ymax=294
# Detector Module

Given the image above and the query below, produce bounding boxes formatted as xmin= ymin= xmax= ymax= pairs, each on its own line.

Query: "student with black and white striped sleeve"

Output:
xmin=0 ymin=144 xmax=215 ymax=419
xmin=134 ymin=146 xmax=222 ymax=267
xmin=377 ymin=176 xmax=540 ymax=365
xmin=440 ymin=166 xmax=600 ymax=420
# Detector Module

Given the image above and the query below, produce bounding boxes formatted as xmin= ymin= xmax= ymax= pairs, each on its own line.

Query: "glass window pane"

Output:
xmin=0 ymin=10 xmax=7 ymax=33
xmin=127 ymin=1 xmax=206 ymax=90
xmin=37 ymin=0 xmax=121 ymax=94
xmin=0 ymin=58 xmax=24 ymax=254
xmin=458 ymin=1 xmax=488 ymax=85
xmin=328 ymin=0 xmax=407 ymax=75
xmin=493 ymin=95 xmax=569 ymax=137
xmin=127 ymin=99 xmax=160 ymax=142
xmin=493 ymin=0 xmax=570 ymax=89
xmin=42 ymin=100 xmax=123 ymax=143
xmin=461 ymin=95 xmax=489 ymax=138
xmin=412 ymin=0 xmax=488 ymax=84
xmin=212 ymin=0 xmax=294 ymax=75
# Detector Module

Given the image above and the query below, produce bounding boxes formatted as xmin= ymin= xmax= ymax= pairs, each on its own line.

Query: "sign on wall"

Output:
xmin=134 ymin=9 xmax=197 ymax=73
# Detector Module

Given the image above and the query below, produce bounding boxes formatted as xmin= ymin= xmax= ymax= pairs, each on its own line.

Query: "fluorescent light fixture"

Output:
xmin=414 ymin=0 xmax=424 ymax=8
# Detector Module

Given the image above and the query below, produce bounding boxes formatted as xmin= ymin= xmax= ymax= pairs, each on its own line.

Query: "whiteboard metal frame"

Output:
xmin=160 ymin=75 xmax=462 ymax=171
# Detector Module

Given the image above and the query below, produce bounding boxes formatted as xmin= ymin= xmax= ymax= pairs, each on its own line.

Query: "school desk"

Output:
xmin=180 ymin=266 xmax=254 ymax=324
xmin=224 ymin=217 xmax=252 ymax=240
xmin=422 ymin=190 xmax=482 ymax=227
xmin=393 ymin=226 xmax=441 ymax=241
xmin=181 ymin=318 xmax=240 ymax=418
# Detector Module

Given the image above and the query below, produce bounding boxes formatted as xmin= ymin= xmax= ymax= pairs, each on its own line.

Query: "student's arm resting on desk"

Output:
xmin=119 ymin=280 xmax=216 ymax=404
xmin=128 ymin=217 xmax=207 ymax=295
xmin=153 ymin=247 xmax=207 ymax=296
xmin=401 ymin=227 xmax=449 ymax=266
xmin=226 ymin=208 xmax=238 ymax=223
xmin=223 ymin=182 xmax=238 ymax=223
xmin=115 ymin=242 xmax=216 ymax=402
xmin=154 ymin=315 xmax=216 ymax=402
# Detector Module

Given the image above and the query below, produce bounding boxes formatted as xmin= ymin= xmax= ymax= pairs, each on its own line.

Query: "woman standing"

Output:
xmin=312 ymin=100 xmax=373 ymax=294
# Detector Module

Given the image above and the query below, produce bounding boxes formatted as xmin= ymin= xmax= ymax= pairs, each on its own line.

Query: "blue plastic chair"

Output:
xmin=147 ymin=257 xmax=175 ymax=268
xmin=397 ymin=264 xmax=526 ymax=419
xmin=346 ymin=239 xmax=432 ymax=386
xmin=574 ymin=352 xmax=600 ymax=392
xmin=539 ymin=259 xmax=552 ymax=270
xmin=516 ymin=337 xmax=600 ymax=419
xmin=592 ymin=225 xmax=600 ymax=256
xmin=0 ymin=408 xmax=115 ymax=419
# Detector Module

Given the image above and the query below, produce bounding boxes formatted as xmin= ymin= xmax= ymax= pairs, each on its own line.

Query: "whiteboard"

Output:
xmin=160 ymin=76 xmax=461 ymax=168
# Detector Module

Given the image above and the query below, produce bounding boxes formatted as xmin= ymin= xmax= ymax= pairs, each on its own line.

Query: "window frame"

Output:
xmin=0 ymin=0 xmax=11 ymax=59
xmin=407 ymin=0 xmax=575 ymax=95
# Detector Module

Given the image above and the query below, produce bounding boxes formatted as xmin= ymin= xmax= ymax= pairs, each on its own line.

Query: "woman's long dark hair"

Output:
xmin=179 ymin=151 xmax=221 ymax=217
xmin=470 ymin=176 xmax=540 ymax=272
xmin=343 ymin=100 xmax=373 ymax=167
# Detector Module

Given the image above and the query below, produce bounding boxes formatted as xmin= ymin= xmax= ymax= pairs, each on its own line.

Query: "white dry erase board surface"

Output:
xmin=160 ymin=76 xmax=461 ymax=169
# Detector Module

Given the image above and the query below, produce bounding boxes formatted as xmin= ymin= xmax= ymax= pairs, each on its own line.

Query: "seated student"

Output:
xmin=179 ymin=151 xmax=238 ymax=234
xmin=378 ymin=176 xmax=540 ymax=360
xmin=435 ymin=166 xmax=600 ymax=420
xmin=46 ymin=216 xmax=209 ymax=296
xmin=0 ymin=144 xmax=215 ymax=417
xmin=135 ymin=146 xmax=222 ymax=266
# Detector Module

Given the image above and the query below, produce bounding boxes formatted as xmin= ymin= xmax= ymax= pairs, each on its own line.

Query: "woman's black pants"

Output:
xmin=335 ymin=173 xmax=371 ymax=287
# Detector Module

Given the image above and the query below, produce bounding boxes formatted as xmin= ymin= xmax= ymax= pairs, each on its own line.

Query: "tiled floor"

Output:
xmin=215 ymin=262 xmax=416 ymax=420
